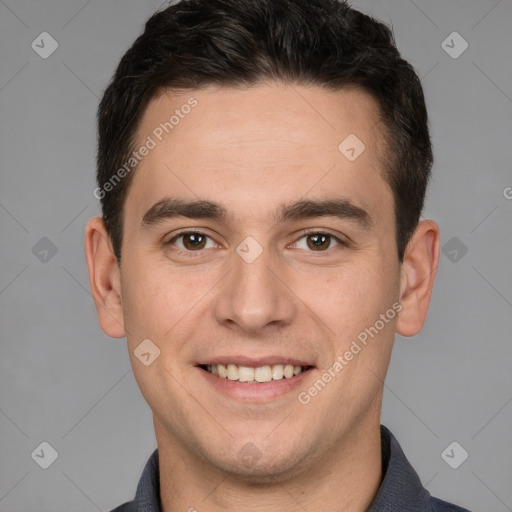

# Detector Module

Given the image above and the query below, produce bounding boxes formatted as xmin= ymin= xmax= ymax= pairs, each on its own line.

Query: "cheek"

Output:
xmin=120 ymin=255 xmax=218 ymax=358
xmin=120 ymin=258 xmax=186 ymax=342
xmin=301 ymin=258 xmax=398 ymax=335
xmin=120 ymin=262 xmax=193 ymax=406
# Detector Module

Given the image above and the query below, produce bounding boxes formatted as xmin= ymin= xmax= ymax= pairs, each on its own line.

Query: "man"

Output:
xmin=85 ymin=0 xmax=471 ymax=510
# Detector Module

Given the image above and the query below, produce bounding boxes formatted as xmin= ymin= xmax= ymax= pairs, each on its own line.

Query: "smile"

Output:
xmin=202 ymin=363 xmax=309 ymax=383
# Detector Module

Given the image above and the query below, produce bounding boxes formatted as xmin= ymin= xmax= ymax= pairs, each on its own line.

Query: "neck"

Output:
xmin=155 ymin=417 xmax=383 ymax=512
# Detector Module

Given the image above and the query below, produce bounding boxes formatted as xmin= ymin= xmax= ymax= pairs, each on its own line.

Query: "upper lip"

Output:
xmin=198 ymin=356 xmax=314 ymax=367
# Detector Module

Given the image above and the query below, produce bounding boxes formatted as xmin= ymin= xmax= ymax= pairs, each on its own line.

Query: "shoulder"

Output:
xmin=375 ymin=426 xmax=472 ymax=512
xmin=431 ymin=496 xmax=473 ymax=511
xmin=109 ymin=504 xmax=132 ymax=512
xmin=108 ymin=448 xmax=161 ymax=512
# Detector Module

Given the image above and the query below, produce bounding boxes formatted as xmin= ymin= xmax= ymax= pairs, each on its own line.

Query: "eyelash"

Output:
xmin=165 ymin=229 xmax=348 ymax=256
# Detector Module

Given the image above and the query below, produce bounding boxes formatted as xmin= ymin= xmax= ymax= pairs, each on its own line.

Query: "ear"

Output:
xmin=396 ymin=219 xmax=440 ymax=337
xmin=84 ymin=216 xmax=126 ymax=338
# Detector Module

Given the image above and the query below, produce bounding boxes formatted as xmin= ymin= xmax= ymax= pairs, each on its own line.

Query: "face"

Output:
xmin=107 ymin=84 xmax=404 ymax=479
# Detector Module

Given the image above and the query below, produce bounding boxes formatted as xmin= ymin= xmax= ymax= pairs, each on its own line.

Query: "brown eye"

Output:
xmin=307 ymin=233 xmax=337 ymax=251
xmin=170 ymin=232 xmax=214 ymax=251
xmin=182 ymin=233 xmax=206 ymax=250
xmin=291 ymin=232 xmax=343 ymax=252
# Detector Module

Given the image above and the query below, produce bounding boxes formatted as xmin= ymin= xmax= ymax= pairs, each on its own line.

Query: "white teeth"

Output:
xmin=205 ymin=363 xmax=306 ymax=382
xmin=238 ymin=366 xmax=255 ymax=382
xmin=283 ymin=365 xmax=294 ymax=379
xmin=272 ymin=364 xmax=284 ymax=380
xmin=218 ymin=364 xmax=227 ymax=378
xmin=254 ymin=365 xmax=272 ymax=382
xmin=227 ymin=364 xmax=238 ymax=380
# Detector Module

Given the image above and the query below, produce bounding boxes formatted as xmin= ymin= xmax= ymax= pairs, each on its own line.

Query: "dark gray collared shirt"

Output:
xmin=111 ymin=425 xmax=471 ymax=512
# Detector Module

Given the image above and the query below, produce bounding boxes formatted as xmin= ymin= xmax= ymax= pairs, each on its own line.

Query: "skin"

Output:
xmin=85 ymin=83 xmax=440 ymax=511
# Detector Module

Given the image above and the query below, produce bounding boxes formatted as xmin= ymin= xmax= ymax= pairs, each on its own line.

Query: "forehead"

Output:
xmin=137 ymin=83 xmax=385 ymax=154
xmin=126 ymin=83 xmax=393 ymax=227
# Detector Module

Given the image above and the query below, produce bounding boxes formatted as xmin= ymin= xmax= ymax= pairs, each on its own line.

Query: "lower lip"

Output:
xmin=197 ymin=366 xmax=314 ymax=402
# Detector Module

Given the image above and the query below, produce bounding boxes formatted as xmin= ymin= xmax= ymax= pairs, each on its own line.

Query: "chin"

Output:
xmin=203 ymin=438 xmax=314 ymax=484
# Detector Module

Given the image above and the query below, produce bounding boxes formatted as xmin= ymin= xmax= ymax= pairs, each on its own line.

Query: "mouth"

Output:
xmin=196 ymin=359 xmax=315 ymax=402
xmin=199 ymin=363 xmax=312 ymax=384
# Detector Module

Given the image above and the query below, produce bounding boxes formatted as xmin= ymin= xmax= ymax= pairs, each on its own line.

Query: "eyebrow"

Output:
xmin=274 ymin=199 xmax=371 ymax=229
xmin=140 ymin=197 xmax=372 ymax=230
xmin=141 ymin=198 xmax=228 ymax=227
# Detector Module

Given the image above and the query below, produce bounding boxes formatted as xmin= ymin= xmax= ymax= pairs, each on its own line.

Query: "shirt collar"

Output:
xmin=127 ymin=425 xmax=434 ymax=512
xmin=367 ymin=425 xmax=433 ymax=511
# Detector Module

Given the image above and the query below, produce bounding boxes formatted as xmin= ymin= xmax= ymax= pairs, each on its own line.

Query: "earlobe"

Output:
xmin=396 ymin=220 xmax=440 ymax=337
xmin=84 ymin=216 xmax=126 ymax=338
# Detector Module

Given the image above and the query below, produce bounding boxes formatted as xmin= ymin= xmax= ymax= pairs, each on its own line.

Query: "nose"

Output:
xmin=212 ymin=243 xmax=297 ymax=335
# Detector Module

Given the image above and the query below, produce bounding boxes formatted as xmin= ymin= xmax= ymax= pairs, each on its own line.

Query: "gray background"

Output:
xmin=0 ymin=0 xmax=511 ymax=510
